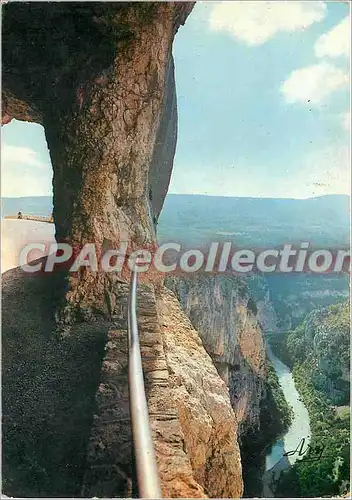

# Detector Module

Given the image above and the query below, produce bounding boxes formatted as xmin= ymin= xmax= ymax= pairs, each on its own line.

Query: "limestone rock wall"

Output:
xmin=82 ymin=283 xmax=205 ymax=498
xmin=3 ymin=5 xmax=249 ymax=497
xmin=82 ymin=283 xmax=243 ymax=498
xmin=156 ymin=287 xmax=244 ymax=498
xmin=166 ymin=275 xmax=266 ymax=437
xmin=2 ymin=2 xmax=194 ymax=323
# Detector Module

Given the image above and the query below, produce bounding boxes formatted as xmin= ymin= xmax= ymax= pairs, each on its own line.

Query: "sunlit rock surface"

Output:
xmin=2 ymin=3 xmax=194 ymax=320
xmin=166 ymin=274 xmax=266 ymax=436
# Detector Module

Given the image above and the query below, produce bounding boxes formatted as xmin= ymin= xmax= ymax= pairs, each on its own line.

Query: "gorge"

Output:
xmin=1 ymin=3 xmax=349 ymax=498
xmin=1 ymin=3 xmax=266 ymax=497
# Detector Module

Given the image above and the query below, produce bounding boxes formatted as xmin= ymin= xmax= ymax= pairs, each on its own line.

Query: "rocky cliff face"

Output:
xmin=302 ymin=302 xmax=350 ymax=404
xmin=248 ymin=274 xmax=349 ymax=334
xmin=247 ymin=275 xmax=279 ymax=332
xmin=82 ymin=283 xmax=206 ymax=499
xmin=2 ymin=4 xmax=267 ymax=498
xmin=2 ymin=263 xmax=245 ymax=498
xmin=2 ymin=2 xmax=193 ymax=324
xmin=166 ymin=275 xmax=266 ymax=439
xmin=271 ymin=301 xmax=350 ymax=405
xmin=156 ymin=287 xmax=243 ymax=498
xmin=82 ymin=281 xmax=245 ymax=498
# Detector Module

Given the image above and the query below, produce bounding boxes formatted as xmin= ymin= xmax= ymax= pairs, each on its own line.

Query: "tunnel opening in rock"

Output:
xmin=1 ymin=119 xmax=53 ymax=202
xmin=2 ymin=3 xmax=195 ymax=327
xmin=2 ymin=4 xmax=209 ymax=498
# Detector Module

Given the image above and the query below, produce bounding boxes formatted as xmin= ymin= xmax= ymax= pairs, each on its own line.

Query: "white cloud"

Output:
xmin=315 ymin=15 xmax=351 ymax=58
xmin=2 ymin=145 xmax=47 ymax=169
xmin=209 ymin=1 xmax=327 ymax=46
xmin=1 ymin=144 xmax=52 ymax=197
xmin=281 ymin=62 xmax=349 ymax=104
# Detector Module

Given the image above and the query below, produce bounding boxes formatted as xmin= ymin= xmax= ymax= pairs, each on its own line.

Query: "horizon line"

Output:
xmin=1 ymin=192 xmax=350 ymax=201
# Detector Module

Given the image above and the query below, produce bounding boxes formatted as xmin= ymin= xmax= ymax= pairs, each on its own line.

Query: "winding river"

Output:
xmin=262 ymin=342 xmax=311 ymax=497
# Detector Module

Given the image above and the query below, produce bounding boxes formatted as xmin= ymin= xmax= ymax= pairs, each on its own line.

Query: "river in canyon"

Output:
xmin=262 ymin=342 xmax=311 ymax=497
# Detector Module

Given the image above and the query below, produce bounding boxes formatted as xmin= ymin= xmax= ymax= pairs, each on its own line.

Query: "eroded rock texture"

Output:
xmin=2 ymin=2 xmax=193 ymax=322
xmin=156 ymin=287 xmax=244 ymax=498
xmin=82 ymin=283 xmax=206 ymax=498
xmin=2 ymin=261 xmax=246 ymax=497
xmin=2 ymin=4 xmax=250 ymax=498
xmin=166 ymin=275 xmax=266 ymax=437
xmin=81 ymin=281 xmax=244 ymax=498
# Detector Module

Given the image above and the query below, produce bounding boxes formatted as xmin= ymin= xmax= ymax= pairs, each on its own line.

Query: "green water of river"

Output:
xmin=262 ymin=343 xmax=311 ymax=497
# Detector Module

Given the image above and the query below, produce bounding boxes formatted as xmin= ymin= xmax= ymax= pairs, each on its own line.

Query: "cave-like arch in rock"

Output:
xmin=2 ymin=2 xmax=194 ymax=322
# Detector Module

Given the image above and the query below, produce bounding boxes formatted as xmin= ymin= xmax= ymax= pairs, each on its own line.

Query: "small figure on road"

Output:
xmin=17 ymin=211 xmax=23 ymax=219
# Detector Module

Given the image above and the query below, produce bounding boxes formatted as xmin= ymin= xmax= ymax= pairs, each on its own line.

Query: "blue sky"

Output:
xmin=2 ymin=1 xmax=350 ymax=199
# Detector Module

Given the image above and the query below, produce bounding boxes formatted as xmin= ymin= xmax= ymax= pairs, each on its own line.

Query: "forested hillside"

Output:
xmin=270 ymin=302 xmax=350 ymax=497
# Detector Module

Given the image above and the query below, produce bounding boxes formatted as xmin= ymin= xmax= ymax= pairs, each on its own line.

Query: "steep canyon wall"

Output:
xmin=166 ymin=275 xmax=267 ymax=440
xmin=2 ymin=4 xmax=270 ymax=498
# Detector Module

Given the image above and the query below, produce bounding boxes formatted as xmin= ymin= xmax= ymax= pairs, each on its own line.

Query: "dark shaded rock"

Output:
xmin=2 ymin=2 xmax=194 ymax=323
